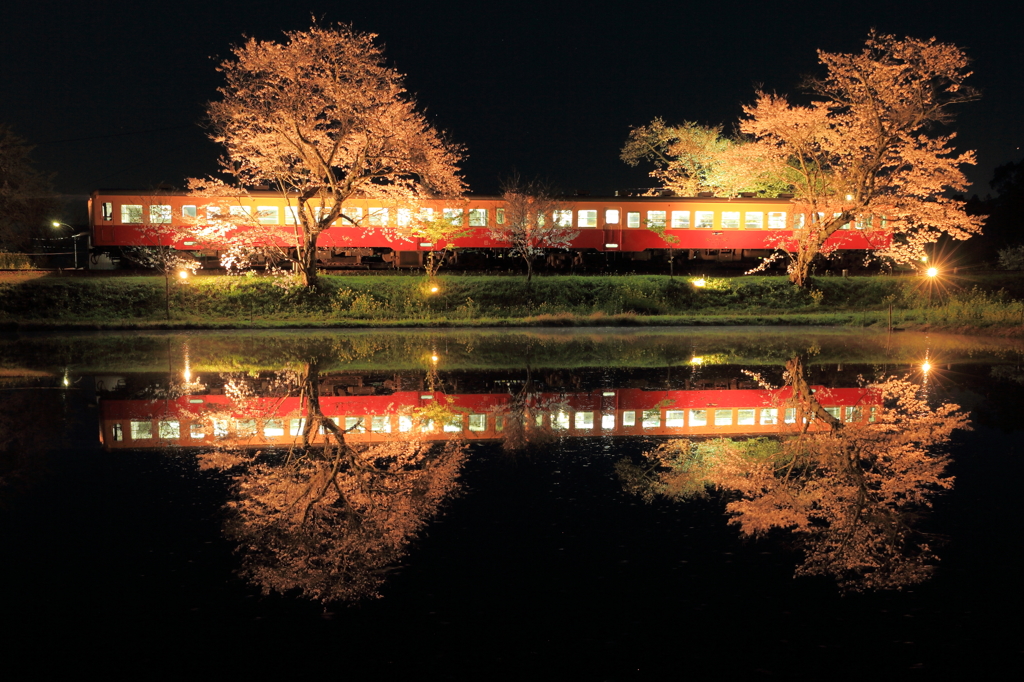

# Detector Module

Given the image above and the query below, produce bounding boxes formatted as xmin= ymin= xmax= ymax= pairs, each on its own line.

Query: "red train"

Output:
xmin=88 ymin=189 xmax=888 ymax=269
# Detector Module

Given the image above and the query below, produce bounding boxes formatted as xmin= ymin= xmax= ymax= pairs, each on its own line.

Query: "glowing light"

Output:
xmin=692 ymin=278 xmax=706 ymax=288
xmin=183 ymin=369 xmax=192 ymax=381
xmin=690 ymin=357 xmax=703 ymax=365
xmin=845 ymin=194 xmax=854 ymax=201
xmin=62 ymin=376 xmax=70 ymax=387
xmin=926 ymin=267 xmax=938 ymax=278
xmin=430 ymin=285 xmax=439 ymax=293
xmin=431 ymin=354 xmax=439 ymax=363
xmin=922 ymin=361 xmax=932 ymax=373
xmin=178 ymin=270 xmax=189 ymax=280
xmin=52 ymin=221 xmax=61 ymax=228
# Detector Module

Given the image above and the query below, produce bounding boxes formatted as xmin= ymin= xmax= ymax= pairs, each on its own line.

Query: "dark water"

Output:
xmin=1 ymin=328 xmax=1022 ymax=678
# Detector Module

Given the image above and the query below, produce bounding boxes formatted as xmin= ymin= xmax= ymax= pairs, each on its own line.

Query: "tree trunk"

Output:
xmin=298 ymin=232 xmax=319 ymax=288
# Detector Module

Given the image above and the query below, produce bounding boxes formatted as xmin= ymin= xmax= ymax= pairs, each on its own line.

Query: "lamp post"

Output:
xmin=51 ymin=222 xmax=88 ymax=270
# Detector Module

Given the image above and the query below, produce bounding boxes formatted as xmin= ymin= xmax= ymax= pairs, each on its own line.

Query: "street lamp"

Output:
xmin=51 ymin=221 xmax=88 ymax=270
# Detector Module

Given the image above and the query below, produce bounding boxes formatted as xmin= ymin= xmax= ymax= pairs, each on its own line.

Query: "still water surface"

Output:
xmin=1 ymin=328 xmax=1021 ymax=678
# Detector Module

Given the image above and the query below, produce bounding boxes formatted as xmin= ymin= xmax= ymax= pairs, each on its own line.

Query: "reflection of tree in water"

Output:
xmin=200 ymin=362 xmax=467 ymax=602
xmin=617 ymin=357 xmax=970 ymax=591
xmin=491 ymin=366 xmax=568 ymax=453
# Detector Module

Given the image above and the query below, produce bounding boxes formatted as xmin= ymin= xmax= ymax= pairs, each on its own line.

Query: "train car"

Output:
xmin=88 ymin=189 xmax=890 ymax=270
xmin=99 ymin=384 xmax=879 ymax=451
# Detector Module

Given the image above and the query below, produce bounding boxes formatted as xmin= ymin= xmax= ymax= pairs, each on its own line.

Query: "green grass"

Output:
xmin=2 ymin=272 xmax=1023 ymax=333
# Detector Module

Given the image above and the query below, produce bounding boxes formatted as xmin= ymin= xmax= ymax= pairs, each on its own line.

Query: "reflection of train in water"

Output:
xmin=88 ymin=189 xmax=889 ymax=270
xmin=98 ymin=380 xmax=880 ymax=451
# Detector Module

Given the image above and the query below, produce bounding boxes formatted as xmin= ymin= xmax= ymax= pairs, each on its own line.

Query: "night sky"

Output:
xmin=3 ymin=0 xmax=1021 ymax=206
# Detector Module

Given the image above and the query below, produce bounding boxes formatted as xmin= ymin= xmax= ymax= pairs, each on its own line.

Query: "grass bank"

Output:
xmin=2 ymin=272 xmax=1023 ymax=333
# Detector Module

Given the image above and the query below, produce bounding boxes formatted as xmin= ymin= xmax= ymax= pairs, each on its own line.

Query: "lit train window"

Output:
xmin=257 ymin=207 xmax=279 ymax=225
xmin=578 ymin=210 xmax=597 ymax=227
xmin=444 ymin=416 xmax=463 ymax=433
xmin=601 ymin=414 xmax=615 ymax=429
xmin=738 ymin=409 xmax=755 ymax=426
xmin=666 ymin=410 xmax=684 ymax=427
xmin=371 ymin=415 xmax=391 ymax=433
xmin=671 ymin=211 xmax=690 ymax=228
xmin=689 ymin=409 xmax=707 ymax=426
xmin=695 ymin=211 xmax=714 ymax=229
xmin=443 ymin=208 xmax=463 ymax=225
xmin=190 ymin=423 xmax=205 ymax=439
xmin=397 ymin=208 xmax=412 ymax=227
xmin=605 ymin=209 xmax=619 ymax=224
xmin=869 ymin=407 xmax=877 ymax=423
xmin=469 ymin=208 xmax=488 ymax=226
xmin=627 ymin=212 xmax=640 ymax=228
xmin=553 ymin=210 xmax=572 ymax=227
xmin=342 ymin=206 xmax=363 ymax=224
xmin=207 ymin=207 xmax=222 ymax=221
xmin=496 ymin=208 xmax=505 ymax=225
xmin=784 ymin=408 xmax=797 ymax=424
xmin=150 ymin=205 xmax=171 ymax=224
xmin=647 ymin=211 xmax=666 ymax=229
xmin=159 ymin=420 xmax=180 ymax=439
xmin=793 ymin=214 xmax=805 ymax=229
xmin=121 ymin=205 xmax=143 ymax=224
xmin=399 ymin=416 xmax=413 ymax=432
xmin=768 ymin=211 xmax=786 ymax=229
xmin=495 ymin=416 xmax=505 ymax=432
xmin=420 ymin=419 xmax=434 ymax=433
xmin=112 ymin=423 xmax=123 ymax=441
xmin=623 ymin=411 xmax=636 ymax=426
xmin=760 ymin=408 xmax=778 ymax=425
xmin=182 ymin=205 xmax=197 ymax=219
xmin=237 ymin=419 xmax=257 ymax=437
xmin=552 ymin=412 xmax=570 ymax=430
xmin=284 ymin=207 xmax=299 ymax=225
xmin=213 ymin=419 xmax=229 ymax=438
xmin=368 ymin=208 xmax=388 ymax=226
xmin=289 ymin=418 xmax=306 ymax=436
xmin=342 ymin=416 xmax=364 ymax=433
xmin=264 ymin=420 xmax=284 ymax=437
xmin=714 ymin=409 xmax=733 ymax=426
xmin=575 ymin=412 xmax=594 ymax=429
xmin=855 ymin=215 xmax=871 ymax=229
xmin=744 ymin=212 xmax=763 ymax=229
xmin=130 ymin=420 xmax=152 ymax=439
xmin=101 ymin=202 xmax=113 ymax=221
xmin=845 ymin=406 xmax=862 ymax=423
xmin=642 ymin=410 xmax=660 ymax=428
xmin=721 ymin=212 xmax=739 ymax=229
xmin=469 ymin=414 xmax=487 ymax=432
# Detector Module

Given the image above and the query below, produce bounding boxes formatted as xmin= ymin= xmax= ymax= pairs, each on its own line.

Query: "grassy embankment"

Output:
xmin=2 ymin=272 xmax=1024 ymax=332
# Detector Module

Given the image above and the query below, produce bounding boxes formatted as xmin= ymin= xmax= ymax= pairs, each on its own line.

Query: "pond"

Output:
xmin=1 ymin=328 xmax=1021 ymax=678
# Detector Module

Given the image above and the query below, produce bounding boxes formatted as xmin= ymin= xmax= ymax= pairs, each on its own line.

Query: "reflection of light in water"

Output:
xmin=690 ymin=357 xmax=703 ymax=365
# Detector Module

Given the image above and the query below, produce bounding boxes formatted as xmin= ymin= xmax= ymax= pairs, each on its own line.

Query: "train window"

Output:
xmin=845 ymin=406 xmax=862 ymax=423
xmin=469 ymin=208 xmax=488 ymax=227
xmin=760 ymin=408 xmax=778 ymax=425
xmin=345 ymin=416 xmax=366 ymax=433
xmin=605 ymin=209 xmax=619 ymax=224
xmin=793 ymin=214 xmax=805 ymax=229
xmin=230 ymin=206 xmax=254 ymax=222
xmin=150 ymin=205 xmax=172 ymax=224
xmin=213 ymin=419 xmax=229 ymax=438
xmin=738 ymin=409 xmax=755 ymax=426
xmin=112 ymin=423 xmax=123 ymax=441
xmin=158 ymin=420 xmax=180 ymax=439
xmin=442 ymin=416 xmax=463 ymax=433
xmin=121 ymin=204 xmax=143 ymax=224
xmin=553 ymin=411 xmax=570 ymax=430
xmin=855 ymin=215 xmax=871 ymax=229
xmin=622 ymin=410 xmax=636 ymax=426
xmin=496 ymin=208 xmax=505 ymax=225
xmin=207 ymin=206 xmax=223 ymax=221
xmin=671 ymin=211 xmax=690 ymax=228
xmin=647 ymin=211 xmax=666 ymax=229
xmin=715 ymin=409 xmax=733 ymax=426
xmin=553 ymin=210 xmax=572 ymax=227
xmin=627 ymin=212 xmax=640 ymax=228
xmin=190 ymin=423 xmax=205 ymax=439
xmin=399 ymin=415 xmax=413 ymax=432
xmin=284 ymin=207 xmax=299 ymax=225
xmin=289 ymin=419 xmax=306 ymax=436
xmin=695 ymin=211 xmax=714 ymax=228
xmin=721 ymin=211 xmax=740 ymax=229
xmin=575 ymin=412 xmax=594 ymax=429
xmin=443 ymin=208 xmax=464 ymax=225
xmin=420 ymin=418 xmax=435 ymax=433
xmin=342 ymin=206 xmax=363 ymax=224
xmin=768 ymin=211 xmax=786 ymax=229
xmin=784 ymin=408 xmax=797 ymax=424
xmin=264 ymin=420 xmax=284 ymax=437
xmin=578 ymin=210 xmax=597 ymax=227
xmin=469 ymin=414 xmax=487 ymax=432
xmin=744 ymin=212 xmax=763 ymax=229
xmin=825 ymin=406 xmax=841 ymax=420
xmin=101 ymin=202 xmax=113 ymax=221
xmin=237 ymin=419 xmax=257 ymax=437
xmin=601 ymin=414 xmax=615 ymax=429
xmin=642 ymin=410 xmax=660 ymax=428
xmin=257 ymin=207 xmax=279 ymax=225
xmin=689 ymin=409 xmax=707 ymax=427
xmin=397 ymin=208 xmax=412 ymax=227
xmin=368 ymin=208 xmax=389 ymax=226
xmin=869 ymin=406 xmax=878 ymax=423
xmin=666 ymin=410 xmax=685 ymax=427
xmin=130 ymin=420 xmax=152 ymax=440
xmin=371 ymin=415 xmax=391 ymax=433
xmin=182 ymin=205 xmax=197 ymax=220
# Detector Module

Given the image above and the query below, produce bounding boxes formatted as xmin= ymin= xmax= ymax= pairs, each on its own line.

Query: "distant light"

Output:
xmin=52 ymin=221 xmax=61 ymax=228
xmin=926 ymin=267 xmax=938 ymax=278
xmin=922 ymin=361 xmax=932 ymax=373
xmin=183 ymin=369 xmax=191 ymax=381
xmin=430 ymin=285 xmax=439 ymax=293
xmin=692 ymin=278 xmax=706 ymax=288
xmin=845 ymin=194 xmax=854 ymax=201
xmin=431 ymin=354 xmax=439 ymax=363
xmin=690 ymin=357 xmax=703 ymax=365
xmin=419 ymin=242 xmax=433 ymax=247
xmin=62 ymin=376 xmax=70 ymax=387
xmin=921 ymin=256 xmax=928 ymax=262
xmin=178 ymin=270 xmax=189 ymax=280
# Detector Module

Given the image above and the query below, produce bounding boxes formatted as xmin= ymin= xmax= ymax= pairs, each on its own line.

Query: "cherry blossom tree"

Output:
xmin=0 ymin=125 xmax=57 ymax=253
xmin=740 ymin=32 xmax=982 ymax=286
xmin=203 ymin=23 xmax=465 ymax=288
xmin=487 ymin=178 xmax=577 ymax=282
